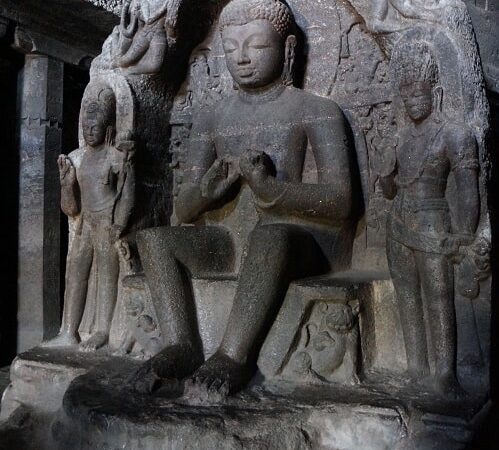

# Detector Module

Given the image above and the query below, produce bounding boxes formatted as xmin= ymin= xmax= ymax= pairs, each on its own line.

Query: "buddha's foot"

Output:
xmin=182 ymin=352 xmax=249 ymax=404
xmin=126 ymin=345 xmax=202 ymax=395
xmin=40 ymin=332 xmax=79 ymax=348
xmin=126 ymin=357 xmax=163 ymax=394
xmin=80 ymin=331 xmax=109 ymax=352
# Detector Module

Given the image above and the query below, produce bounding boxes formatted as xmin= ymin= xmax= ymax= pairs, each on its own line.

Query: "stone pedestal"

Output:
xmin=0 ymin=348 xmax=133 ymax=421
xmin=0 ymin=350 xmax=490 ymax=450
xmin=50 ymin=361 xmax=488 ymax=450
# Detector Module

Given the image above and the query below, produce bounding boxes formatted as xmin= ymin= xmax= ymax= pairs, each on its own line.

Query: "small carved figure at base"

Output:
xmin=115 ymin=269 xmax=164 ymax=359
xmin=284 ymin=301 xmax=360 ymax=385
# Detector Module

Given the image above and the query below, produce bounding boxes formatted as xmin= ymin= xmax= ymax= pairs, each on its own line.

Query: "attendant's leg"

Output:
xmin=387 ymin=238 xmax=430 ymax=377
xmin=416 ymin=252 xmax=461 ymax=396
xmin=187 ymin=224 xmax=325 ymax=396
xmin=80 ymin=223 xmax=120 ymax=351
xmin=42 ymin=225 xmax=94 ymax=347
xmin=130 ymin=226 xmax=234 ymax=392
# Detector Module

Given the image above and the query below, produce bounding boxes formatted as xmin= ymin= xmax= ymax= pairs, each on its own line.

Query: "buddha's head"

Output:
xmin=219 ymin=0 xmax=296 ymax=90
xmin=82 ymin=87 xmax=116 ymax=147
xmin=392 ymin=42 xmax=441 ymax=123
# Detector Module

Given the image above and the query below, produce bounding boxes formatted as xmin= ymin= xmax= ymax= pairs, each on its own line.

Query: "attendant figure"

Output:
xmin=381 ymin=42 xmax=480 ymax=396
xmin=43 ymin=87 xmax=135 ymax=351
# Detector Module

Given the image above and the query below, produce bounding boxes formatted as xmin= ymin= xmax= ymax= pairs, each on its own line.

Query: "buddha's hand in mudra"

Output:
xmin=200 ymin=158 xmax=239 ymax=201
xmin=239 ymin=149 xmax=274 ymax=195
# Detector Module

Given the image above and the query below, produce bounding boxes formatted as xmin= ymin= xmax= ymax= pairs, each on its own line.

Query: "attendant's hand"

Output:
xmin=116 ymin=133 xmax=136 ymax=162
xmin=111 ymin=224 xmax=125 ymax=243
xmin=200 ymin=158 xmax=239 ymax=201
xmin=58 ymin=155 xmax=77 ymax=187
xmin=239 ymin=150 xmax=274 ymax=194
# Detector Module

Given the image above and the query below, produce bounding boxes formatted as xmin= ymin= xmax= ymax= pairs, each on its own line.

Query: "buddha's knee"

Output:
xmin=248 ymin=224 xmax=293 ymax=253
xmin=136 ymin=227 xmax=177 ymax=259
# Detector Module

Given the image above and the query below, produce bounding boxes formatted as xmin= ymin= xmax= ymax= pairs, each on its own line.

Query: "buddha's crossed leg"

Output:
xmin=128 ymin=225 xmax=236 ymax=393
xmin=184 ymin=223 xmax=328 ymax=400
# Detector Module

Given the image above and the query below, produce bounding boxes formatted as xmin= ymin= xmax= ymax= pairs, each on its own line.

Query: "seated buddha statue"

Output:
xmin=128 ymin=0 xmax=358 ymax=401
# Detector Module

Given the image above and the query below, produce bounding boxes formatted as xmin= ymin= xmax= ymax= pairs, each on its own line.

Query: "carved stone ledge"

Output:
xmin=49 ymin=362 xmax=489 ymax=450
xmin=0 ymin=348 xmax=135 ymax=422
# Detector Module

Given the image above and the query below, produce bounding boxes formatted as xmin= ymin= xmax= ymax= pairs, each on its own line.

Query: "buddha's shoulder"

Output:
xmin=284 ymin=87 xmax=344 ymax=118
xmin=195 ymin=94 xmax=239 ymax=120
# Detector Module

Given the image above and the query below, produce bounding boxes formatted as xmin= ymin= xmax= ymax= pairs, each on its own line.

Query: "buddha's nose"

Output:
xmin=237 ymin=51 xmax=250 ymax=65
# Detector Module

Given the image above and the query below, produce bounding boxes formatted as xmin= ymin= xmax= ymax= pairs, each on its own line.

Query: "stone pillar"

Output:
xmin=17 ymin=54 xmax=63 ymax=352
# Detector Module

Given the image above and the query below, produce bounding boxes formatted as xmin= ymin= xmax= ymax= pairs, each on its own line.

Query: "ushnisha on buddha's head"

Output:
xmin=392 ymin=41 xmax=442 ymax=123
xmin=219 ymin=0 xmax=296 ymax=90
xmin=81 ymin=87 xmax=116 ymax=148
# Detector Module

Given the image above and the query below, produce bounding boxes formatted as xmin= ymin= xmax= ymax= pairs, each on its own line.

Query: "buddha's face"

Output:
xmin=222 ymin=19 xmax=285 ymax=89
xmin=400 ymin=80 xmax=434 ymax=123
xmin=82 ymin=111 xmax=108 ymax=147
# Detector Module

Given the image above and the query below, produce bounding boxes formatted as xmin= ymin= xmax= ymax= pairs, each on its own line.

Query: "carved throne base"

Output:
xmin=53 ymin=362 xmax=488 ymax=450
xmin=0 ymin=346 xmax=490 ymax=450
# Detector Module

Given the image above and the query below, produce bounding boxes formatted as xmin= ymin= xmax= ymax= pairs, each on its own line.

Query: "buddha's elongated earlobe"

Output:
xmin=282 ymin=35 xmax=297 ymax=86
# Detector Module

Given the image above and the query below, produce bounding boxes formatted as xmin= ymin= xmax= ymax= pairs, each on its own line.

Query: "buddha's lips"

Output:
xmin=237 ymin=69 xmax=255 ymax=77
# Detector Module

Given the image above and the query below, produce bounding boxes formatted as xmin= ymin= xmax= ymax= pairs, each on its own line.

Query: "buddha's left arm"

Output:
xmin=254 ymin=104 xmax=354 ymax=222
xmin=447 ymin=125 xmax=480 ymax=236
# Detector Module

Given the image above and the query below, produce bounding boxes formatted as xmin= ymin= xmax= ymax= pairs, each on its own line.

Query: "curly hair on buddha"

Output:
xmin=219 ymin=0 xmax=295 ymax=39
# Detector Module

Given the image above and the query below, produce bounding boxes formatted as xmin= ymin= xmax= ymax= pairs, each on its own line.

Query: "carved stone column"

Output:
xmin=17 ymin=54 xmax=63 ymax=352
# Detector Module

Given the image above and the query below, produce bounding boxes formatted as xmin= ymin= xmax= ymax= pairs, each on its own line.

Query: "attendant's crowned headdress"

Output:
xmin=82 ymin=86 xmax=116 ymax=125
xmin=391 ymin=41 xmax=440 ymax=87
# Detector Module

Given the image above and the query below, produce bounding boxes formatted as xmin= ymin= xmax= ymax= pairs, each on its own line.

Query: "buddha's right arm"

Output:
xmin=61 ymin=183 xmax=80 ymax=217
xmin=175 ymin=118 xmax=218 ymax=224
xmin=174 ymin=182 xmax=212 ymax=224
